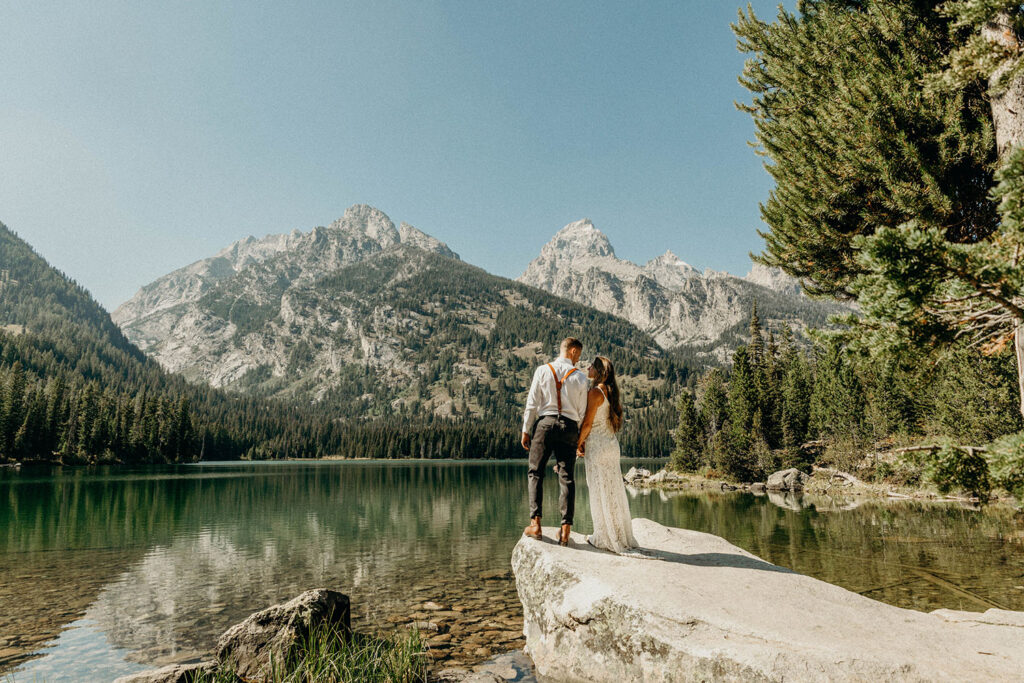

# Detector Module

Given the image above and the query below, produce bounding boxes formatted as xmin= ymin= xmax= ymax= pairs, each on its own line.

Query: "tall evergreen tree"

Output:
xmin=779 ymin=326 xmax=812 ymax=453
xmin=735 ymin=1 xmax=1024 ymax=417
xmin=810 ymin=339 xmax=864 ymax=446
xmin=748 ymin=300 xmax=764 ymax=366
xmin=670 ymin=390 xmax=703 ymax=471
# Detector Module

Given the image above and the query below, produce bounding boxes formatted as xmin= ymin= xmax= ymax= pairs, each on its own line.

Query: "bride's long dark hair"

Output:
xmin=591 ymin=356 xmax=623 ymax=433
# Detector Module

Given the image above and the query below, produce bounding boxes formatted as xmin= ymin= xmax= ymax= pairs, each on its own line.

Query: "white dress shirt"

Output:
xmin=522 ymin=356 xmax=590 ymax=433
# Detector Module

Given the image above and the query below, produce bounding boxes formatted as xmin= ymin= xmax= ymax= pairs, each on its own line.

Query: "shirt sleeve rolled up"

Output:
xmin=522 ymin=367 xmax=544 ymax=434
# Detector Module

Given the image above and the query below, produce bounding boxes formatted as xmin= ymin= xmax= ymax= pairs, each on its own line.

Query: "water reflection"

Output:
xmin=1 ymin=460 xmax=1023 ymax=680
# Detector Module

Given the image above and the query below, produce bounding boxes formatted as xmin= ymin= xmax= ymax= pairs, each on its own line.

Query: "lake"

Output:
xmin=1 ymin=459 xmax=1023 ymax=681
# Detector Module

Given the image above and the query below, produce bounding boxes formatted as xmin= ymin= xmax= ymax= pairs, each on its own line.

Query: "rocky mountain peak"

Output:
xmin=744 ymin=262 xmax=804 ymax=296
xmin=113 ymin=205 xmax=458 ymax=330
xmin=646 ymin=249 xmax=697 ymax=271
xmin=519 ymin=219 xmax=630 ymax=292
xmin=642 ymin=250 xmax=700 ymax=290
xmin=328 ymin=204 xmax=400 ymax=248
xmin=547 ymin=219 xmax=616 ymax=259
xmin=398 ymin=222 xmax=460 ymax=260
xmin=518 ymin=217 xmax=846 ymax=354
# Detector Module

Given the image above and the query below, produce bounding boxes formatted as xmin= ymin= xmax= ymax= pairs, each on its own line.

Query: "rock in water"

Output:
xmin=113 ymin=662 xmax=219 ymax=683
xmin=511 ymin=518 xmax=1024 ymax=682
xmin=215 ymin=589 xmax=350 ymax=679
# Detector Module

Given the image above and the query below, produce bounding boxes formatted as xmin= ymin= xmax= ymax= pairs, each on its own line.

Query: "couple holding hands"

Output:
xmin=520 ymin=337 xmax=639 ymax=555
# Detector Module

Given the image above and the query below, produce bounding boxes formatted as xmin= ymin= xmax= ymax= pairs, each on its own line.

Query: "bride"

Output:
xmin=576 ymin=356 xmax=639 ymax=554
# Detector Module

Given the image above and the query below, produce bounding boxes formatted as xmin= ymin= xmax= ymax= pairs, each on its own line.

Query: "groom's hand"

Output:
xmin=521 ymin=432 xmax=531 ymax=450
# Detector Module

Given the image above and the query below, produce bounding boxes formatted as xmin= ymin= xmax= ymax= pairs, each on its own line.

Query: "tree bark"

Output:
xmin=983 ymin=13 xmax=1024 ymax=419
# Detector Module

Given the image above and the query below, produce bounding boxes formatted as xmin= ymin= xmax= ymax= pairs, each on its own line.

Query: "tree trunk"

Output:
xmin=984 ymin=14 xmax=1024 ymax=419
xmin=1017 ymin=326 xmax=1024 ymax=420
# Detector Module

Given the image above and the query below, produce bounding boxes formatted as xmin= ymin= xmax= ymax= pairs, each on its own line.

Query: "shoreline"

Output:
xmin=633 ymin=467 xmax=1022 ymax=508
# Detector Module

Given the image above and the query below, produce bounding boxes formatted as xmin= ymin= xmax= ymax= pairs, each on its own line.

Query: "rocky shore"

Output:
xmin=625 ymin=465 xmax=1017 ymax=507
xmin=0 ymin=558 xmax=530 ymax=678
xmin=114 ymin=590 xmax=528 ymax=683
xmin=512 ymin=519 xmax=1024 ymax=682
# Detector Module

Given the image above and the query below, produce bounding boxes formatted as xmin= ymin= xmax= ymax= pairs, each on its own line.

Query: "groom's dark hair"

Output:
xmin=560 ymin=337 xmax=583 ymax=354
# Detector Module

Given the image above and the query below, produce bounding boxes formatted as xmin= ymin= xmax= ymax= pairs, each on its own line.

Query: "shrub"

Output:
xmin=985 ymin=432 xmax=1024 ymax=502
xmin=195 ymin=624 xmax=427 ymax=683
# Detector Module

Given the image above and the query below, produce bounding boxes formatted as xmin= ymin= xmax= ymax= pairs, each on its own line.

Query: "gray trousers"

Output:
xmin=527 ymin=415 xmax=578 ymax=525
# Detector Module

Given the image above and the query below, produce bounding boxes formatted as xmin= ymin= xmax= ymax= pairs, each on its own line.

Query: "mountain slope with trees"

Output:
xmin=0 ymin=223 xmax=518 ymax=462
xmin=671 ymin=305 xmax=1023 ymax=496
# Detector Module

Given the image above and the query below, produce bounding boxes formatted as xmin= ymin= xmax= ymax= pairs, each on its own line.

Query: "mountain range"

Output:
xmin=518 ymin=219 xmax=845 ymax=360
xmin=0 ymin=204 xmax=847 ymax=461
xmin=109 ymin=206 xmax=688 ymax=460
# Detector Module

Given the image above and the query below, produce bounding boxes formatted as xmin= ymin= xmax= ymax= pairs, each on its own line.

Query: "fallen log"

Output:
xmin=894 ymin=444 xmax=987 ymax=454
xmin=811 ymin=465 xmax=867 ymax=487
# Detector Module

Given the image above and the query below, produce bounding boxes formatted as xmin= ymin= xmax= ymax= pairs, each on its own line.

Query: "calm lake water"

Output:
xmin=2 ymin=459 xmax=1023 ymax=681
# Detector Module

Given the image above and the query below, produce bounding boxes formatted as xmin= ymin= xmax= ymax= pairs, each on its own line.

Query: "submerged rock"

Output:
xmin=511 ymin=518 xmax=1024 ymax=682
xmin=113 ymin=661 xmax=220 ymax=683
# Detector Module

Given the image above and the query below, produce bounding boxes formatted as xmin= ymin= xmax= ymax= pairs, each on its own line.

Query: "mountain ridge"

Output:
xmin=112 ymin=205 xmax=459 ymax=331
xmin=518 ymin=218 xmax=847 ymax=357
xmin=111 ymin=206 xmax=688 ymax=456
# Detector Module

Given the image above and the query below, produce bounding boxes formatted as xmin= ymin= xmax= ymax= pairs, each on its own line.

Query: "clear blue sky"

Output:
xmin=0 ymin=1 xmax=793 ymax=310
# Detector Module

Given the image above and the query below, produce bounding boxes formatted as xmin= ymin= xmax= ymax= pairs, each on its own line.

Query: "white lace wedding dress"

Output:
xmin=585 ymin=387 xmax=640 ymax=554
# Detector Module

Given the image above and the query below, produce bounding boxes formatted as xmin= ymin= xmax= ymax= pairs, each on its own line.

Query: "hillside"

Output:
xmin=0 ymin=222 xmax=411 ymax=463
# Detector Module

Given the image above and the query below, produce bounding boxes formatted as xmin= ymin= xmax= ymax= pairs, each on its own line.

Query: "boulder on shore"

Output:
xmin=766 ymin=467 xmax=809 ymax=491
xmin=216 ymin=589 xmax=350 ymax=679
xmin=645 ymin=468 xmax=682 ymax=484
xmin=511 ymin=518 xmax=1024 ymax=682
xmin=117 ymin=589 xmax=350 ymax=683
xmin=623 ymin=467 xmax=651 ymax=484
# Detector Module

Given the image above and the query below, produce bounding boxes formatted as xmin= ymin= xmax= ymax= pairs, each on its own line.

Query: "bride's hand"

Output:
xmin=576 ymin=443 xmax=585 ymax=458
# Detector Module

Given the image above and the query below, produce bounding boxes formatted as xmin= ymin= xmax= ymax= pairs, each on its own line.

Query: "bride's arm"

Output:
xmin=576 ymin=387 xmax=606 ymax=457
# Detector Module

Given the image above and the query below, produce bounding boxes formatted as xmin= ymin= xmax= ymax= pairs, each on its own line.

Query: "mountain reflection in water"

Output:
xmin=1 ymin=460 xmax=1022 ymax=680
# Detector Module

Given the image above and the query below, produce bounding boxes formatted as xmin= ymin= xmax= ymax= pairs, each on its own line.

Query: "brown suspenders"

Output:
xmin=547 ymin=363 xmax=578 ymax=417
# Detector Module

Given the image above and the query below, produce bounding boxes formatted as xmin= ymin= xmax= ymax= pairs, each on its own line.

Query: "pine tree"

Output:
xmin=735 ymin=1 xmax=1024 ymax=418
xmin=723 ymin=346 xmax=761 ymax=480
xmin=810 ymin=339 xmax=864 ymax=446
xmin=733 ymin=1 xmax=997 ymax=298
xmin=748 ymin=300 xmax=764 ymax=366
xmin=670 ymin=390 xmax=703 ymax=472
xmin=700 ymin=369 xmax=729 ymax=447
xmin=1 ymin=362 xmax=26 ymax=460
xmin=779 ymin=327 xmax=812 ymax=453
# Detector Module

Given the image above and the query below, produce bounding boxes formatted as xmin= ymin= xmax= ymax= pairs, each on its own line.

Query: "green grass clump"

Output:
xmin=196 ymin=624 xmax=428 ymax=683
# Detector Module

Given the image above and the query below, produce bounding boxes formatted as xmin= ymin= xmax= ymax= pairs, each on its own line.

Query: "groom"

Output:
xmin=521 ymin=337 xmax=590 ymax=546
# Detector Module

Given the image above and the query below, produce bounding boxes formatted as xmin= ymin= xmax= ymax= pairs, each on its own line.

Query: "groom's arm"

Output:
xmin=521 ymin=367 xmax=543 ymax=449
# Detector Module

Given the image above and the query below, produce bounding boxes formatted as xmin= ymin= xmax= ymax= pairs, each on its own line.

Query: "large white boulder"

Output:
xmin=511 ymin=518 xmax=1024 ymax=682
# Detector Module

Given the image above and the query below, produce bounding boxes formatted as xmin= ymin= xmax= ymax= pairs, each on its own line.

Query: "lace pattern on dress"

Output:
xmin=584 ymin=385 xmax=639 ymax=554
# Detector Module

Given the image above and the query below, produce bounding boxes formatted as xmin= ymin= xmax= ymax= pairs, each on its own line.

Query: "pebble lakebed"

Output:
xmin=0 ymin=557 xmax=526 ymax=678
